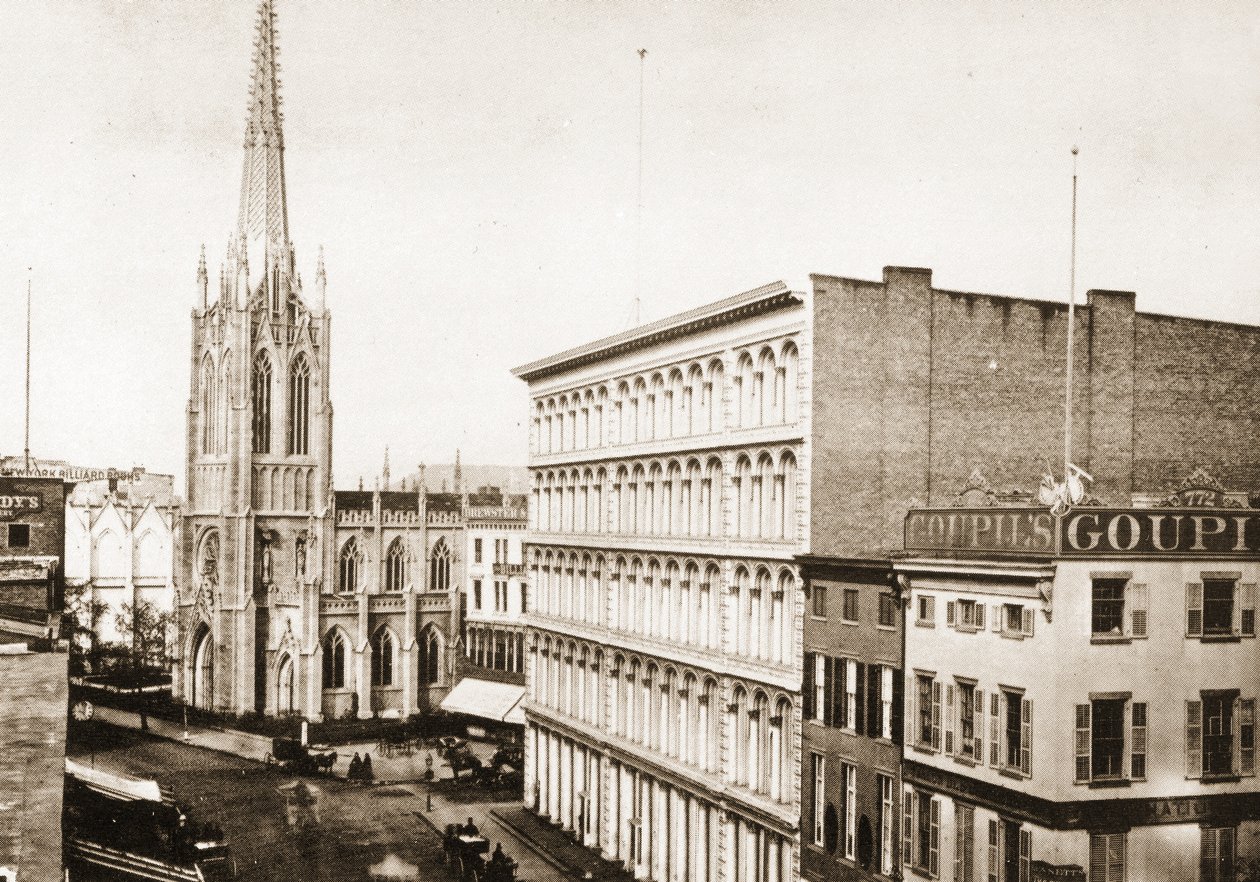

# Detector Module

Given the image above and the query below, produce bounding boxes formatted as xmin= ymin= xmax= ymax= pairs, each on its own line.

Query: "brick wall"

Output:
xmin=811 ymin=268 xmax=1260 ymax=558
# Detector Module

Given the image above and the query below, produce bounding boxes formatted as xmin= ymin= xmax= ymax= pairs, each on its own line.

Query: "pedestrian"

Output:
xmin=463 ymin=816 xmax=479 ymax=836
xmin=361 ymin=752 xmax=373 ymax=781
xmin=348 ymin=752 xmax=362 ymax=781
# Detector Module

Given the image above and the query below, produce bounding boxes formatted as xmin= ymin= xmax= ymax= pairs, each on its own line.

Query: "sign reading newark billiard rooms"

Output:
xmin=905 ymin=507 xmax=1260 ymax=558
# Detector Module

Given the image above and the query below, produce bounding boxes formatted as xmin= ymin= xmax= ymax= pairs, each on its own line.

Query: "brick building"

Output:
xmin=0 ymin=475 xmax=67 ymax=638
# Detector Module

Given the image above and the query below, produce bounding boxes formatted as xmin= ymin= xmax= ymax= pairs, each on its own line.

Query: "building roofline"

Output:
xmin=511 ymin=281 xmax=801 ymax=383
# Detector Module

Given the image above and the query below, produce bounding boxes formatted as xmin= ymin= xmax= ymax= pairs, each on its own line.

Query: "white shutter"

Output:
xmin=987 ymin=819 xmax=999 ymax=882
xmin=974 ymin=689 xmax=985 ymax=763
xmin=1241 ymin=584 xmax=1256 ymax=638
xmin=1021 ymin=698 xmax=1033 ymax=775
xmin=1187 ymin=583 xmax=1203 ymax=636
xmin=1019 ymin=828 xmax=1031 ymax=882
xmin=931 ymin=680 xmax=942 ymax=751
xmin=1186 ymin=700 xmax=1202 ymax=778
xmin=1129 ymin=583 xmax=1148 ymax=638
xmin=1241 ymin=698 xmax=1255 ymax=776
xmin=976 ymin=602 xmax=986 ymax=630
xmin=1075 ymin=703 xmax=1091 ymax=783
xmin=991 ymin=604 xmax=1002 ymax=632
xmin=945 ymin=684 xmax=955 ymax=756
xmin=947 ymin=601 xmax=956 ymax=627
xmin=929 ymin=797 xmax=940 ymax=878
xmin=903 ymin=787 xmax=915 ymax=870
xmin=1021 ymin=607 xmax=1035 ymax=637
xmin=989 ymin=692 xmax=1000 ymax=766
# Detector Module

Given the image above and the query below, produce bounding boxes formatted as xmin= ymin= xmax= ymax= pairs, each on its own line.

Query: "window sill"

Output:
xmin=1086 ymin=777 xmax=1131 ymax=789
xmin=1199 ymin=773 xmax=1242 ymax=784
xmin=952 ymin=755 xmax=978 ymax=768
xmin=998 ymin=767 xmax=1029 ymax=781
xmin=1197 ymin=634 xmax=1241 ymax=643
xmin=914 ymin=621 xmax=935 ymax=629
xmin=910 ymin=743 xmax=937 ymax=756
xmin=876 ymin=623 xmax=896 ymax=631
xmin=1090 ymin=635 xmax=1131 ymax=645
xmin=840 ymin=618 xmax=859 ymax=626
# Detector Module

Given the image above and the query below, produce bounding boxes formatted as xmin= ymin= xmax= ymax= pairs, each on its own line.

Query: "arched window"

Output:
xmin=338 ymin=538 xmax=360 ymax=593
xmin=428 ymin=538 xmax=451 ymax=592
xmin=287 ymin=353 xmax=310 ymax=455
xmin=322 ymin=629 xmax=348 ymax=689
xmin=385 ymin=537 xmax=407 ymax=592
xmin=218 ymin=351 xmax=232 ymax=454
xmin=372 ymin=627 xmax=396 ymax=687
xmin=252 ymin=352 xmax=272 ymax=454
xmin=200 ymin=355 xmax=217 ymax=455
xmin=419 ymin=626 xmax=443 ymax=684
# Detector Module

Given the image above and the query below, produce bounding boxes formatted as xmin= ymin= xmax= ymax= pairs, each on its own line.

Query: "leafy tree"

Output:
xmin=64 ymin=586 xmax=110 ymax=676
xmin=113 ymin=600 xmax=174 ymax=730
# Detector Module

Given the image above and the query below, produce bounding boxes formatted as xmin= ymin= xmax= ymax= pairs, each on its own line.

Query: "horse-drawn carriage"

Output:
xmin=264 ymin=736 xmax=336 ymax=775
xmin=441 ymin=825 xmax=517 ymax=882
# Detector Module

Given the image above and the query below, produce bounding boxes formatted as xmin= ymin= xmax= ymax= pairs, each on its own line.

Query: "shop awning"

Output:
xmin=440 ymin=677 xmax=526 ymax=724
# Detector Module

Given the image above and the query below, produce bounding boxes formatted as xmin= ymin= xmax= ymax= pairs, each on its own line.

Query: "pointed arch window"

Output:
xmin=200 ymin=356 xmax=217 ymax=455
xmin=428 ymin=538 xmax=451 ymax=592
xmin=385 ymin=537 xmax=407 ymax=593
xmin=219 ymin=352 xmax=232 ymax=454
xmin=287 ymin=353 xmax=310 ymax=455
xmin=372 ymin=627 xmax=396 ymax=687
xmin=252 ymin=352 xmax=272 ymax=454
xmin=322 ymin=629 xmax=347 ymax=690
xmin=338 ymin=537 xmax=360 ymax=593
xmin=419 ymin=626 xmax=443 ymax=684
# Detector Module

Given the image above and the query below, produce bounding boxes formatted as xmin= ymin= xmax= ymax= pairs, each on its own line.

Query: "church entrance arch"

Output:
xmin=276 ymin=653 xmax=295 ymax=715
xmin=190 ymin=624 xmax=213 ymax=711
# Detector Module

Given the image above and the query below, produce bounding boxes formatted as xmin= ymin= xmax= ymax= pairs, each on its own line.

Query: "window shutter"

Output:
xmin=1021 ymin=607 xmax=1034 ymax=637
xmin=945 ymin=684 xmax=956 ymax=756
xmin=974 ymin=689 xmax=984 ymax=762
xmin=1187 ymin=583 xmax=1203 ymax=636
xmin=1021 ymin=698 xmax=1032 ymax=775
xmin=1018 ymin=828 xmax=1031 ymax=882
xmin=1075 ymin=703 xmax=1091 ymax=783
xmin=926 ymin=595 xmax=936 ymax=622
xmin=1129 ymin=583 xmax=1148 ymax=638
xmin=1186 ymin=700 xmax=1202 ymax=778
xmin=834 ymin=656 xmax=847 ymax=729
xmin=867 ymin=663 xmax=882 ymax=739
xmin=1089 ymin=834 xmax=1107 ymax=882
xmin=1241 ymin=584 xmax=1256 ymax=638
xmin=1233 ymin=583 xmax=1243 ymax=635
xmin=1200 ymin=828 xmax=1216 ymax=882
xmin=976 ymin=602 xmax=986 ymax=630
xmin=987 ymin=819 xmax=999 ymax=882
xmin=991 ymin=604 xmax=1002 ymax=632
xmin=822 ymin=656 xmax=834 ymax=726
xmin=1132 ymin=702 xmax=1147 ymax=780
xmin=947 ymin=601 xmax=956 ymax=627
xmin=892 ymin=668 xmax=905 ymax=745
xmin=931 ymin=680 xmax=942 ymax=751
xmin=928 ymin=797 xmax=940 ymax=878
xmin=902 ymin=788 xmax=914 ymax=870
xmin=1240 ymin=698 xmax=1255 ymax=776
xmin=855 ymin=661 xmax=867 ymax=735
xmin=989 ymin=692 xmax=1000 ymax=766
xmin=803 ymin=652 xmax=816 ymax=720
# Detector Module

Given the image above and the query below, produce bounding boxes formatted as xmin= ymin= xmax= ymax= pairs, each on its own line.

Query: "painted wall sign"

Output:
xmin=0 ymin=485 xmax=44 ymax=521
xmin=1061 ymin=509 xmax=1260 ymax=556
xmin=905 ymin=506 xmax=1260 ymax=558
xmin=904 ymin=509 xmax=1055 ymax=554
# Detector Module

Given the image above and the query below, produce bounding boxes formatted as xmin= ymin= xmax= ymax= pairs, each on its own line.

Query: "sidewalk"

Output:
xmin=492 ymin=808 xmax=636 ymax=882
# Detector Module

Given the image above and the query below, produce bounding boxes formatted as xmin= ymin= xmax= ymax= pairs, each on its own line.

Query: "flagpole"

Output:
xmin=25 ymin=271 xmax=32 ymax=471
xmin=1064 ymin=147 xmax=1078 ymax=486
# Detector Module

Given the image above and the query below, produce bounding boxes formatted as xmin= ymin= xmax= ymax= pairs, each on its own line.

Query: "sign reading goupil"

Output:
xmin=1061 ymin=509 xmax=1260 ymax=556
xmin=905 ymin=507 xmax=1260 ymax=557
xmin=905 ymin=509 xmax=1056 ymax=554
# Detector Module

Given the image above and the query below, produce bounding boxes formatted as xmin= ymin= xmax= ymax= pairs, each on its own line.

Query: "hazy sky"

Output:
xmin=1 ymin=1 xmax=1257 ymax=489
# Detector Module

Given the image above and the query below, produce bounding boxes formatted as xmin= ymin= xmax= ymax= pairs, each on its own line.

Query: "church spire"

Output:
xmin=237 ymin=0 xmax=289 ymax=271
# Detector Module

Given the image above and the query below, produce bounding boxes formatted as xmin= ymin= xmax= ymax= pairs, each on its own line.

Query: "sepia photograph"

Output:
xmin=1 ymin=1 xmax=1258 ymax=880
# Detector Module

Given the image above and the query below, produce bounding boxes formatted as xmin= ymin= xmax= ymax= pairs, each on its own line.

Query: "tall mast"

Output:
xmin=1064 ymin=147 xmax=1079 ymax=485
xmin=24 ymin=272 xmax=31 ymax=470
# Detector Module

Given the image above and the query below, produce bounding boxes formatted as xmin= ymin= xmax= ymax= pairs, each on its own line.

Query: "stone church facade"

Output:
xmin=171 ymin=0 xmax=459 ymax=722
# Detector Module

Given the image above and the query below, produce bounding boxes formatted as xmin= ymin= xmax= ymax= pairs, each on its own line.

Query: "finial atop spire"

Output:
xmin=314 ymin=245 xmax=326 ymax=309
xmin=237 ymin=0 xmax=290 ymax=283
xmin=382 ymin=446 xmax=391 ymax=490
xmin=454 ymin=449 xmax=462 ymax=491
xmin=197 ymin=245 xmax=209 ymax=308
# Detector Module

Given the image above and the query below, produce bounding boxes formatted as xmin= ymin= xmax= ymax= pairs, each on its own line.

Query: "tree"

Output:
xmin=64 ymin=586 xmax=110 ymax=676
xmin=114 ymin=600 xmax=175 ymax=730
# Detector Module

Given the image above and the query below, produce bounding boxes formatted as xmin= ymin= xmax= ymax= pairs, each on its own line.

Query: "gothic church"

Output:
xmin=174 ymin=0 xmax=459 ymax=721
